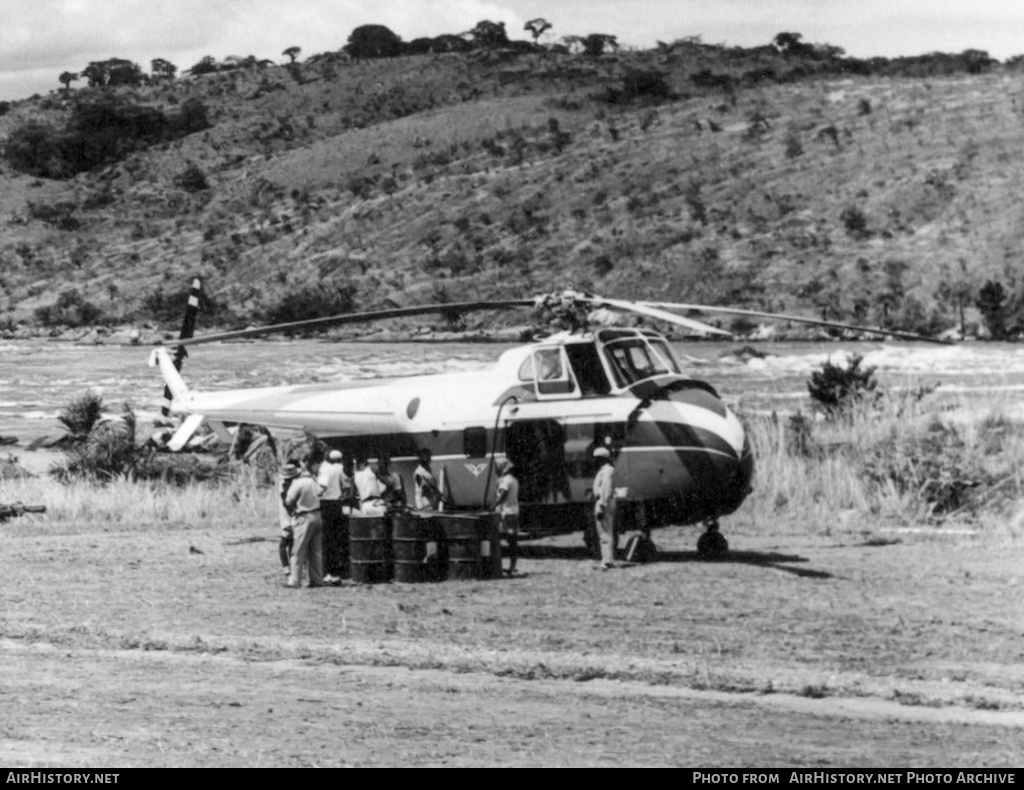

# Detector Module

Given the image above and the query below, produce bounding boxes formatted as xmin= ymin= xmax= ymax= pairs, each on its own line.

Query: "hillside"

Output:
xmin=1 ymin=41 xmax=1022 ymax=337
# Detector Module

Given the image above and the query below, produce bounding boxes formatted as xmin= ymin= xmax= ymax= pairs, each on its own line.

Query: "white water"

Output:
xmin=0 ymin=339 xmax=1017 ymax=443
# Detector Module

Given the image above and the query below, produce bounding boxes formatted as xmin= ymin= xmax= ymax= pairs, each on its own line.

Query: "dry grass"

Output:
xmin=0 ymin=468 xmax=275 ymax=533
xmin=735 ymin=390 xmax=1024 ymax=536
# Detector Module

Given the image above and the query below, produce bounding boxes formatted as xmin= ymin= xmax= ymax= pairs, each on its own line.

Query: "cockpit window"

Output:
xmin=648 ymin=338 xmax=682 ymax=374
xmin=603 ymin=338 xmax=672 ymax=387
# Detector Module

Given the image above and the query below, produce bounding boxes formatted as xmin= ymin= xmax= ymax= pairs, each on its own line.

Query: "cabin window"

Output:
xmin=463 ymin=426 xmax=487 ymax=458
xmin=533 ymin=348 xmax=576 ymax=396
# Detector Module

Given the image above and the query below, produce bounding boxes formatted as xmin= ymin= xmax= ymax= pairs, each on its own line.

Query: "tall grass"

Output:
xmin=734 ymin=388 xmax=1024 ymax=536
xmin=0 ymin=466 xmax=276 ymax=534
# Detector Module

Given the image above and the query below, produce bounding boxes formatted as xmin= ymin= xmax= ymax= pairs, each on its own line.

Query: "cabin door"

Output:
xmin=503 ymin=419 xmax=572 ymax=505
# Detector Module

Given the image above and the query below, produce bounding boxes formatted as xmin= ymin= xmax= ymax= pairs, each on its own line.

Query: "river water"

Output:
xmin=0 ymin=338 xmax=1018 ymax=444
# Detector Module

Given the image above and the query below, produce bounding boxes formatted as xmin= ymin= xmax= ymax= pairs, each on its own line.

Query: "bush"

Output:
xmin=598 ymin=70 xmax=673 ymax=105
xmin=840 ymin=205 xmax=868 ymax=236
xmin=807 ymin=354 xmax=878 ymax=417
xmin=58 ymin=390 xmax=105 ymax=437
xmin=863 ymin=420 xmax=991 ymax=517
xmin=35 ymin=289 xmax=104 ymax=328
xmin=26 ymin=200 xmax=80 ymax=230
xmin=174 ymin=162 xmax=209 ymax=192
xmin=262 ymin=284 xmax=357 ymax=327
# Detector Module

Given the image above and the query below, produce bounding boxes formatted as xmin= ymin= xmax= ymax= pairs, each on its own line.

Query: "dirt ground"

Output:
xmin=1 ymin=516 xmax=1022 ymax=767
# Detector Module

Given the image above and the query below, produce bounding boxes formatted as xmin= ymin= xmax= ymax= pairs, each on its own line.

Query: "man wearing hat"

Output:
xmin=284 ymin=456 xmax=324 ymax=588
xmin=592 ymin=446 xmax=617 ymax=570
xmin=317 ymin=449 xmax=351 ymax=583
xmin=493 ymin=457 xmax=520 ymax=576
xmin=277 ymin=460 xmax=300 ymax=576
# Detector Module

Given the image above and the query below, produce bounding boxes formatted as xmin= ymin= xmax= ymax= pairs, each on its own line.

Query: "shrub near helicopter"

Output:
xmin=150 ymin=284 xmax=948 ymax=559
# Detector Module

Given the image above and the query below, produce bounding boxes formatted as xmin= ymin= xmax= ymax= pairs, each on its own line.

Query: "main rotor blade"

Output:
xmin=641 ymin=301 xmax=953 ymax=345
xmin=160 ymin=300 xmax=536 ymax=347
xmin=580 ymin=296 xmax=733 ymax=337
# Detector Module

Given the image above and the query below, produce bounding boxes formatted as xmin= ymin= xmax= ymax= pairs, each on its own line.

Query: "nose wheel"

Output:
xmin=697 ymin=518 xmax=728 ymax=560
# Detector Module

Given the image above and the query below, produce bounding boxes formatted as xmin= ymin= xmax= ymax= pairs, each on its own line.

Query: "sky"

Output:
xmin=3 ymin=1 xmax=1024 ymax=101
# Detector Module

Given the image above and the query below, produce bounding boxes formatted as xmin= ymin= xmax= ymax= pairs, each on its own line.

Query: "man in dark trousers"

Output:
xmin=316 ymin=449 xmax=350 ymax=583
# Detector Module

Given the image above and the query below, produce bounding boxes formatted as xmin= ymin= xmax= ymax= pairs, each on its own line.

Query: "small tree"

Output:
xmin=344 ymin=25 xmax=404 ymax=59
xmin=282 ymin=46 xmax=302 ymax=64
xmin=808 ymin=354 xmax=878 ymax=417
xmin=150 ymin=58 xmax=178 ymax=81
xmin=773 ymin=31 xmax=811 ymax=56
xmin=189 ymin=55 xmax=219 ymax=76
xmin=583 ymin=34 xmax=618 ymax=57
xmin=524 ymin=18 xmax=552 ymax=44
xmin=467 ymin=20 xmax=509 ymax=49
xmin=58 ymin=71 xmax=78 ymax=92
xmin=977 ymin=279 xmax=1009 ymax=340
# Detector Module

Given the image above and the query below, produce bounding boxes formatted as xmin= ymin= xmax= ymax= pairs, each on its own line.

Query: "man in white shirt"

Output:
xmin=493 ymin=458 xmax=520 ymax=576
xmin=284 ymin=457 xmax=323 ymax=588
xmin=592 ymin=447 xmax=617 ymax=570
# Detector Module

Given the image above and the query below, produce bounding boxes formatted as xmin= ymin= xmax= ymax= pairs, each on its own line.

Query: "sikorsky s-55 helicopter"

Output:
xmin=150 ymin=283 xmax=946 ymax=557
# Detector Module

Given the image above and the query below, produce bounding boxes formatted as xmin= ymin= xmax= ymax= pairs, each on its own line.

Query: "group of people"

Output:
xmin=277 ymin=443 xmax=618 ymax=588
xmin=278 ymin=449 xmax=425 ymax=588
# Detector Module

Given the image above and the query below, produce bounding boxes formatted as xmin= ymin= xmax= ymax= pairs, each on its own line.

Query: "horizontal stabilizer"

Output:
xmin=167 ymin=414 xmax=205 ymax=452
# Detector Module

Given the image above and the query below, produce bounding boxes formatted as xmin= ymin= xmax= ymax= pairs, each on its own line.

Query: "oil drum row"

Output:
xmin=344 ymin=513 xmax=502 ymax=584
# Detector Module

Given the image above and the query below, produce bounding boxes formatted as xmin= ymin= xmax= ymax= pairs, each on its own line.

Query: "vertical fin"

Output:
xmin=162 ymin=278 xmax=202 ymax=417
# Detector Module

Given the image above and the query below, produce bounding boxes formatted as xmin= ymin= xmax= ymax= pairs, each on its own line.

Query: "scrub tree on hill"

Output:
xmin=283 ymin=46 xmax=301 ymax=64
xmin=150 ymin=58 xmax=177 ymax=81
xmin=344 ymin=25 xmax=404 ymax=59
xmin=524 ymin=18 xmax=552 ymax=44
xmin=80 ymin=58 xmax=144 ymax=87
xmin=583 ymin=34 xmax=618 ymax=56
xmin=468 ymin=20 xmax=509 ymax=49
xmin=59 ymin=71 xmax=78 ymax=91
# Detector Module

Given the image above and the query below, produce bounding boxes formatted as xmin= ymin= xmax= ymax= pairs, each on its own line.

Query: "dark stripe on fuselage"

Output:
xmin=319 ymin=415 xmax=749 ymax=520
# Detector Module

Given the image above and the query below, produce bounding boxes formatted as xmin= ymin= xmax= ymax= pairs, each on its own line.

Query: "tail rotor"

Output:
xmin=161 ymin=278 xmax=202 ymax=418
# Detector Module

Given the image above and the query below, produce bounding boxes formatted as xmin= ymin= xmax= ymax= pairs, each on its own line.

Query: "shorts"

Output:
xmin=498 ymin=513 xmax=519 ymax=536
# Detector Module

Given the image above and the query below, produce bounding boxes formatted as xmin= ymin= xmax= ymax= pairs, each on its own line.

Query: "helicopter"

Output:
xmin=150 ymin=285 xmax=947 ymax=558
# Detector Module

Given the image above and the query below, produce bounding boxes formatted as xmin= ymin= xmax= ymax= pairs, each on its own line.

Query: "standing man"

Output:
xmin=284 ymin=456 xmax=323 ymax=588
xmin=317 ymin=449 xmax=350 ymax=584
xmin=413 ymin=448 xmax=441 ymax=511
xmin=592 ymin=446 xmax=617 ymax=570
xmin=277 ymin=460 xmax=300 ymax=576
xmin=493 ymin=458 xmax=520 ymax=576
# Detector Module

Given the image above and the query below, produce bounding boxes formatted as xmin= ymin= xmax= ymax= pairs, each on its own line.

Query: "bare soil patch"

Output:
xmin=1 ymin=517 xmax=1022 ymax=766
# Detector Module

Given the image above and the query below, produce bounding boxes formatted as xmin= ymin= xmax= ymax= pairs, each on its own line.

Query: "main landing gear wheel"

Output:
xmin=697 ymin=519 xmax=728 ymax=560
